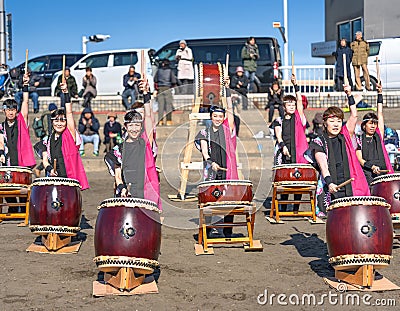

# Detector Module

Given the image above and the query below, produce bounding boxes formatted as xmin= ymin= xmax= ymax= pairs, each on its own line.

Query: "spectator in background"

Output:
xmin=103 ymin=112 xmax=122 ymax=152
xmin=55 ymin=67 xmax=78 ymax=108
xmin=241 ymin=37 xmax=259 ymax=93
xmin=78 ymin=107 xmax=100 ymax=156
xmin=148 ymin=49 xmax=159 ymax=77
xmin=230 ymin=66 xmax=249 ymax=111
xmin=332 ymin=38 xmax=353 ymax=91
xmin=266 ymin=81 xmax=284 ymax=123
xmin=175 ymin=40 xmax=194 ymax=94
xmin=351 ymin=31 xmax=371 ymax=91
xmin=82 ymin=67 xmax=97 ymax=108
xmin=122 ymin=65 xmax=141 ymax=110
xmin=14 ymin=67 xmax=44 ymax=113
xmin=154 ymin=59 xmax=177 ymax=126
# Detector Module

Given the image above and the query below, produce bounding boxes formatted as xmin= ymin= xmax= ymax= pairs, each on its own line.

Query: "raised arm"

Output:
xmin=140 ymin=80 xmax=154 ymax=146
xmin=376 ymin=83 xmax=384 ymax=136
xmin=291 ymin=74 xmax=306 ymax=124
xmin=224 ymin=77 xmax=235 ymax=132
xmin=20 ymin=74 xmax=30 ymax=124
xmin=61 ymin=82 xmax=76 ymax=141
xmin=344 ymin=84 xmax=358 ymax=136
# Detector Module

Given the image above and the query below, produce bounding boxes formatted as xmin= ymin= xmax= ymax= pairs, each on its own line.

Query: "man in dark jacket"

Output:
xmin=333 ymin=38 xmax=353 ymax=91
xmin=54 ymin=67 xmax=79 ymax=107
xmin=14 ymin=68 xmax=44 ymax=113
xmin=241 ymin=37 xmax=259 ymax=93
xmin=122 ymin=65 xmax=141 ymax=110
xmin=154 ymin=59 xmax=177 ymax=125
xmin=103 ymin=112 xmax=122 ymax=152
xmin=78 ymin=107 xmax=100 ymax=156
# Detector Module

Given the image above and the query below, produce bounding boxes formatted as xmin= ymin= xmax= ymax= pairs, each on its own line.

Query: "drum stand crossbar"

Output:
xmin=196 ymin=203 xmax=263 ymax=254
xmin=335 ymin=265 xmax=375 ymax=288
xmin=270 ymin=184 xmax=316 ymax=223
xmin=0 ymin=188 xmax=30 ymax=226
xmin=41 ymin=233 xmax=72 ymax=251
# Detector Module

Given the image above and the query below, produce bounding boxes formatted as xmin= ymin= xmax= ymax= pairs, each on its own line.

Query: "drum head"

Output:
xmin=98 ymin=197 xmax=161 ymax=213
xmin=197 ymin=180 xmax=253 ymax=188
xmin=371 ymin=173 xmax=400 ymax=185
xmin=328 ymin=196 xmax=390 ymax=210
xmin=272 ymin=164 xmax=315 ymax=170
xmin=32 ymin=177 xmax=81 ymax=188
xmin=0 ymin=166 xmax=33 ymax=173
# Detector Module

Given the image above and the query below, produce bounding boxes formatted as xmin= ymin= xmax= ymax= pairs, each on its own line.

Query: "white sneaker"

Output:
xmin=253 ymin=130 xmax=264 ymax=139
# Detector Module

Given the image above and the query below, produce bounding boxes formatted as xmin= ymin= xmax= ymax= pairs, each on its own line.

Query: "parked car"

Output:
xmin=153 ymin=37 xmax=282 ymax=92
xmin=11 ymin=53 xmax=84 ymax=96
xmin=352 ymin=38 xmax=400 ymax=90
xmin=51 ymin=49 xmax=154 ymax=96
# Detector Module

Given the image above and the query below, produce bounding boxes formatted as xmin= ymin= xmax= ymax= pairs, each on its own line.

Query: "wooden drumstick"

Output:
xmin=376 ymin=56 xmax=381 ymax=85
xmin=127 ymin=182 xmax=132 ymax=197
xmin=141 ymin=49 xmax=145 ymax=81
xmin=62 ymin=54 xmax=66 ymax=83
xmin=25 ymin=49 xmax=29 ymax=74
xmin=291 ymin=51 xmax=295 ymax=76
xmin=218 ymin=167 xmax=228 ymax=171
xmin=337 ymin=178 xmax=354 ymax=189
xmin=225 ymin=53 xmax=230 ymax=80
xmin=53 ymin=159 xmax=57 ymax=171
xmin=379 ymin=169 xmax=389 ymax=174
xmin=343 ymin=54 xmax=349 ymax=86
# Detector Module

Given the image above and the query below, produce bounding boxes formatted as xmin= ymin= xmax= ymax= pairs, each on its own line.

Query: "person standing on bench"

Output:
xmin=195 ymin=82 xmax=238 ymax=238
xmin=270 ymin=74 xmax=308 ymax=212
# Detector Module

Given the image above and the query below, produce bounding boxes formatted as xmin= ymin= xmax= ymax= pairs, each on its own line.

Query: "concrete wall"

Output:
xmin=364 ymin=0 xmax=400 ymax=39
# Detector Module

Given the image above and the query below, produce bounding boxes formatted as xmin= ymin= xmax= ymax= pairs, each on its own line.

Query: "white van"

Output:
xmin=363 ymin=38 xmax=400 ymax=90
xmin=51 ymin=48 xmax=154 ymax=96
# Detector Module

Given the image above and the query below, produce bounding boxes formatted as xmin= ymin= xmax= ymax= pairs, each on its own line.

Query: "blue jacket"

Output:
xmin=333 ymin=46 xmax=353 ymax=78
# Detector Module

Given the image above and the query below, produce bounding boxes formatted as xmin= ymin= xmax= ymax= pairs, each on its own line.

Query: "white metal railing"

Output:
xmin=280 ymin=65 xmax=336 ymax=93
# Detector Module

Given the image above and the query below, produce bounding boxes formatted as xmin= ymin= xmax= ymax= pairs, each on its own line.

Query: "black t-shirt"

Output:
xmin=209 ymin=127 xmax=226 ymax=180
xmin=271 ymin=116 xmax=293 ymax=157
xmin=330 ymin=136 xmax=345 ymax=184
xmin=50 ymin=133 xmax=67 ymax=177
xmin=5 ymin=121 xmax=18 ymax=166
xmin=122 ymin=139 xmax=146 ymax=199
xmin=357 ymin=135 xmax=380 ymax=164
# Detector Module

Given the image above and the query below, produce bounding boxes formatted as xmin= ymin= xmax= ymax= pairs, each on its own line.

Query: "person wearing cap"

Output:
xmin=121 ymin=65 xmax=141 ymax=110
xmin=230 ymin=66 xmax=249 ymax=111
xmin=194 ymin=79 xmax=237 ymax=237
xmin=103 ymin=112 xmax=122 ymax=152
xmin=270 ymin=74 xmax=308 ymax=213
xmin=0 ymin=74 xmax=36 ymax=168
xmin=306 ymin=85 xmax=369 ymax=216
xmin=54 ymin=67 xmax=78 ymax=108
xmin=356 ymin=83 xmax=394 ymax=185
xmin=14 ymin=67 xmax=44 ymax=113
xmin=35 ymin=83 xmax=89 ymax=190
xmin=78 ymin=107 xmax=100 ymax=156
xmin=175 ymin=40 xmax=194 ymax=94
xmin=350 ymin=31 xmax=371 ymax=91
xmin=104 ymin=80 xmax=161 ymax=207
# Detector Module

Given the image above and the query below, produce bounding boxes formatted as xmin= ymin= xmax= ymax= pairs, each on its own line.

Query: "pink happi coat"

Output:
xmin=17 ymin=113 xmax=36 ymax=167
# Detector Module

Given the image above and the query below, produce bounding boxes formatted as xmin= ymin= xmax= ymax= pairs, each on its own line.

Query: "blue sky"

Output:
xmin=6 ymin=0 xmax=324 ymax=66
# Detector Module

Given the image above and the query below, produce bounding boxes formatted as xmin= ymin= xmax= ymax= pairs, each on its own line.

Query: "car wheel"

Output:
xmin=361 ymin=76 xmax=377 ymax=91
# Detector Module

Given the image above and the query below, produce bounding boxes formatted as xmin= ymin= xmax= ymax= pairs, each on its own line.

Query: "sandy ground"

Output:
xmin=0 ymin=167 xmax=399 ymax=311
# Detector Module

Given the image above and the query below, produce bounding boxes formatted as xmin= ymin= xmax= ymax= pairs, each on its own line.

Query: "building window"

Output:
xmin=337 ymin=17 xmax=363 ymax=43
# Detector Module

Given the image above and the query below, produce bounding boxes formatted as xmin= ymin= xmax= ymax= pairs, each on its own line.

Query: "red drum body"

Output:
xmin=0 ymin=166 xmax=32 ymax=189
xmin=272 ymin=164 xmax=317 ymax=186
xmin=371 ymin=173 xmax=400 ymax=218
xmin=94 ymin=198 xmax=162 ymax=274
xmin=195 ymin=63 xmax=225 ymax=107
xmin=326 ymin=196 xmax=393 ymax=271
xmin=29 ymin=177 xmax=82 ymax=236
xmin=197 ymin=180 xmax=253 ymax=204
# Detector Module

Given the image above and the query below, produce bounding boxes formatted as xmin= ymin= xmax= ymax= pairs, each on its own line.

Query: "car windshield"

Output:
xmin=28 ymin=59 xmax=47 ymax=72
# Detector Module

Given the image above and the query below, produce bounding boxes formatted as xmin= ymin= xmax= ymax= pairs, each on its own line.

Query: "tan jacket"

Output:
xmin=350 ymin=39 xmax=369 ymax=66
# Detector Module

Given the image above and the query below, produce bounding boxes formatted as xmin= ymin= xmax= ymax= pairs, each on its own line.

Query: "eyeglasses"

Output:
xmin=52 ymin=117 xmax=67 ymax=122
